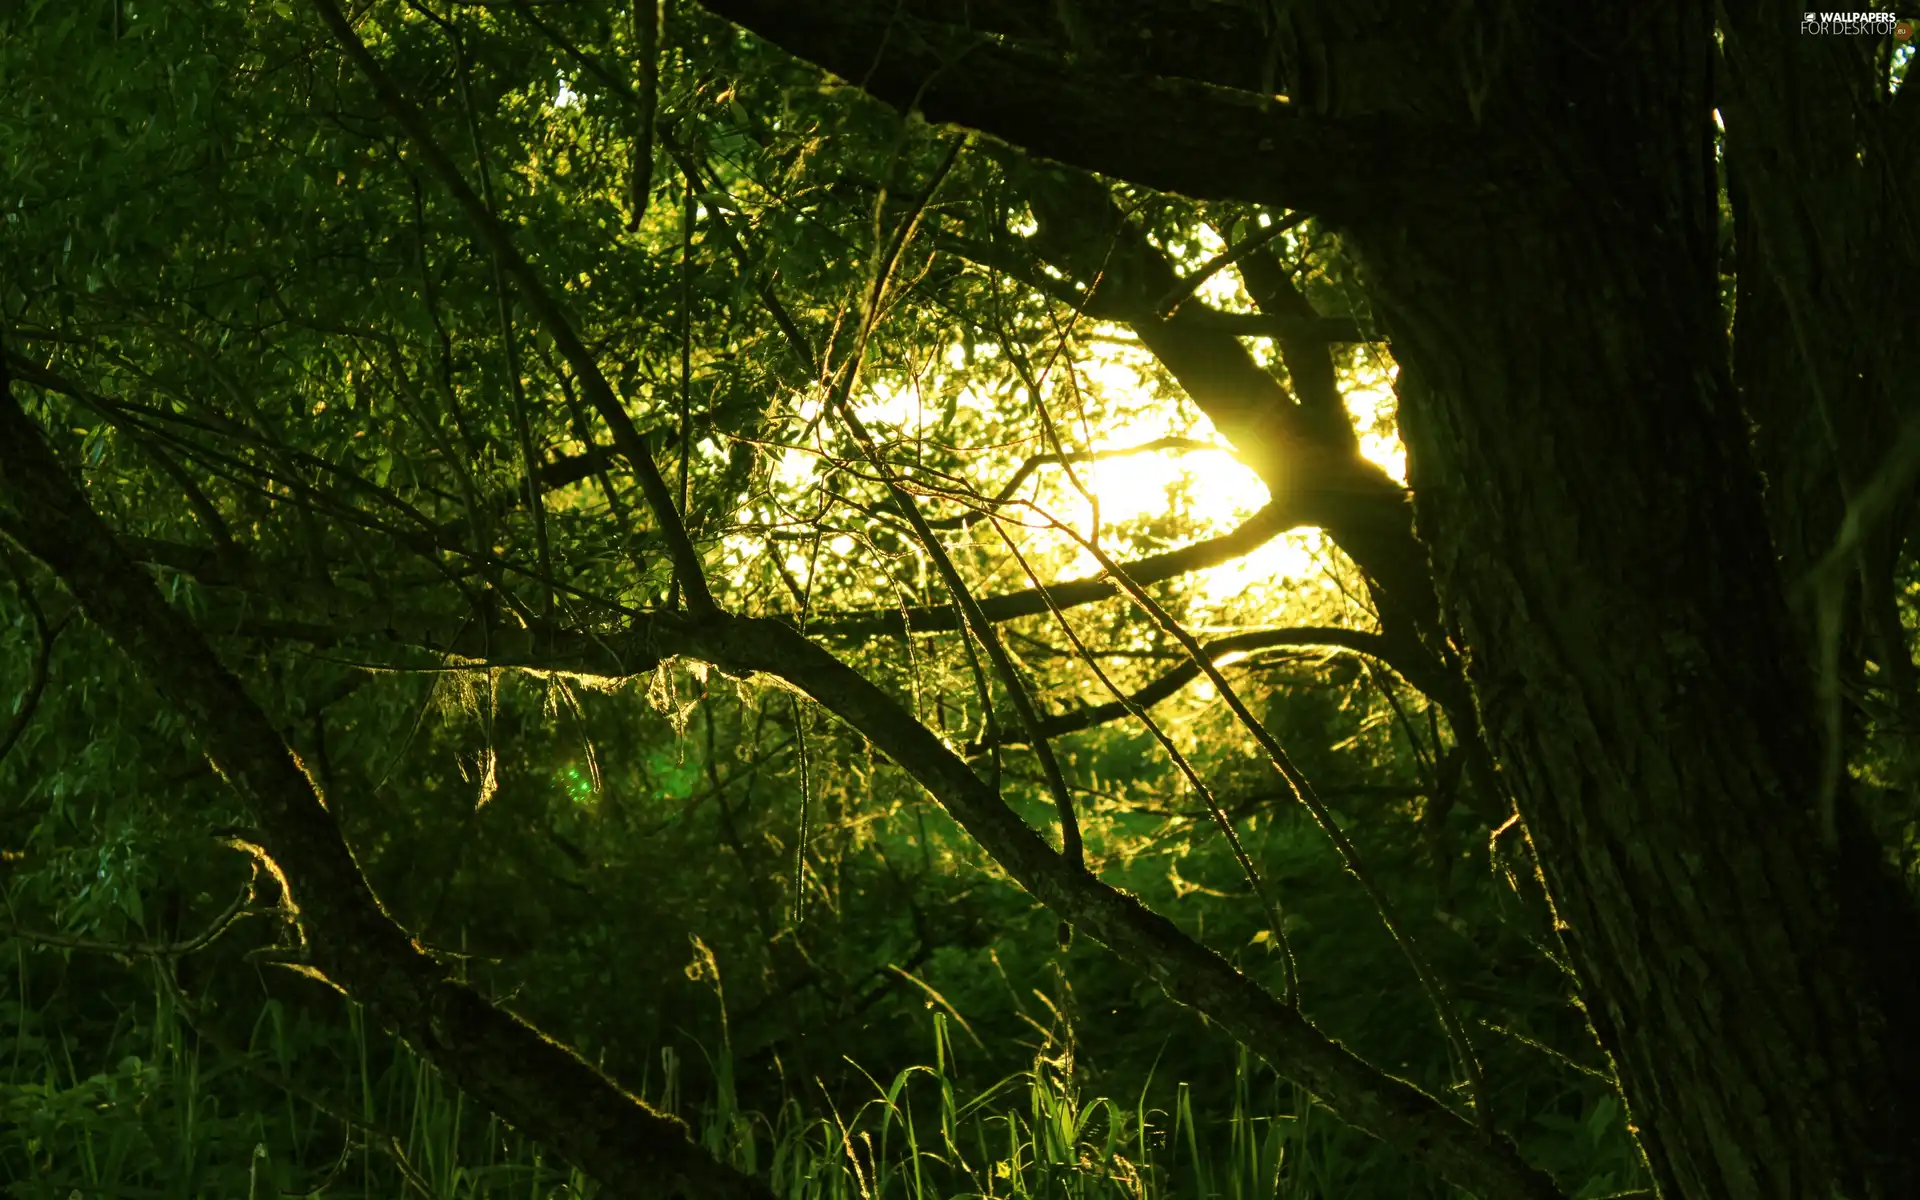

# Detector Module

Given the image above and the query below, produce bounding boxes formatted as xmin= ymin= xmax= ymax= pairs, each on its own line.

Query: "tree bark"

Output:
xmin=1718 ymin=0 xmax=1920 ymax=712
xmin=1341 ymin=14 xmax=1920 ymax=1197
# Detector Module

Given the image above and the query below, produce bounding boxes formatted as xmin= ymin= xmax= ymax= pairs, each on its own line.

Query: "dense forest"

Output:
xmin=1 ymin=2 xmax=1916 ymax=1198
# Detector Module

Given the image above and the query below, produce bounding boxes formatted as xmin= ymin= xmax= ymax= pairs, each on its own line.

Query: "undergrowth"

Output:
xmin=1 ymin=965 xmax=1356 ymax=1199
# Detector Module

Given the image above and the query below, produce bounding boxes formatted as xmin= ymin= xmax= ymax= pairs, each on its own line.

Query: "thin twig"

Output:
xmin=790 ymin=692 xmax=812 ymax=925
xmin=990 ymin=515 xmax=1299 ymax=1004
xmin=4 ymin=874 xmax=264 ymax=960
xmin=313 ymin=0 xmax=716 ymax=614
xmin=972 ymin=626 xmax=1388 ymax=750
xmin=820 ymin=137 xmax=1086 ymax=868
xmin=1151 ymin=212 xmax=1310 ymax=317
xmin=1022 ymin=499 xmax=1495 ymax=1134
xmin=671 ymin=165 xmax=696 ymax=609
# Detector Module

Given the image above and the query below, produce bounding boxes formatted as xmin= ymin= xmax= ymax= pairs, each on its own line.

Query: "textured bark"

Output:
xmin=1719 ymin=2 xmax=1920 ymax=695
xmin=1340 ymin=12 xmax=1920 ymax=1196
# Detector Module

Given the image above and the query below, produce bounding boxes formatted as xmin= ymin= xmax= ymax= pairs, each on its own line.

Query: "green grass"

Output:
xmin=1 ymin=967 xmax=1352 ymax=1200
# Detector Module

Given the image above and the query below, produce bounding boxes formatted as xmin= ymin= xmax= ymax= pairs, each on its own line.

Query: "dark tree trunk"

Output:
xmin=1345 ymin=12 xmax=1920 ymax=1197
xmin=1719 ymin=3 xmax=1920 ymax=729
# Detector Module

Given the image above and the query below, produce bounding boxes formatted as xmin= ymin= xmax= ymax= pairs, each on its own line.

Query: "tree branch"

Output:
xmin=4 ymin=874 xmax=263 ymax=960
xmin=693 ymin=0 xmax=1485 ymax=216
xmin=309 ymin=0 xmax=717 ymax=615
xmin=972 ymin=626 xmax=1396 ymax=750
xmin=111 ymin=558 xmax=1554 ymax=1194
xmin=0 ymin=364 xmax=766 ymax=1200
xmin=639 ymin=611 xmax=1564 ymax=1200
xmin=1153 ymin=212 xmax=1310 ymax=316
xmin=933 ymin=229 xmax=1367 ymax=342
xmin=57 ymin=501 xmax=1554 ymax=1192
xmin=1002 ymin=171 xmax=1488 ymax=752
xmin=1238 ymin=244 xmax=1358 ymax=450
xmin=883 ymin=436 xmax=1228 ymax=531
xmin=810 ymin=501 xmax=1295 ymax=636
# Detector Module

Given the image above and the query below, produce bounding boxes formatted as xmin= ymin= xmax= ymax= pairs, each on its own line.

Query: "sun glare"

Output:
xmin=1346 ymin=380 xmax=1405 ymax=484
xmin=1052 ymin=327 xmax=1405 ymax=609
xmin=734 ymin=270 xmax=1408 ymax=621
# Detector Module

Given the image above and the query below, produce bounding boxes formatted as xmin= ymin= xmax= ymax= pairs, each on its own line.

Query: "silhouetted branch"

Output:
xmin=813 ymin=501 xmax=1295 ymax=636
xmin=694 ymin=0 xmax=1488 ymax=217
xmin=884 ymin=436 xmax=1229 ymax=531
xmin=2 ymin=875 xmax=263 ymax=960
xmin=1153 ymin=212 xmax=1311 ymax=316
xmin=934 ymin=229 xmax=1367 ymax=342
xmin=624 ymin=612 xmax=1562 ymax=1200
xmin=973 ymin=626 xmax=1390 ymax=750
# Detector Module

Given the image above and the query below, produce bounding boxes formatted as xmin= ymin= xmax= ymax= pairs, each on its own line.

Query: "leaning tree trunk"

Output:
xmin=1344 ymin=12 xmax=1920 ymax=1198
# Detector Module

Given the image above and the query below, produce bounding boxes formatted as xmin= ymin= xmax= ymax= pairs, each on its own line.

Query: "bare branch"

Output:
xmin=818 ymin=135 xmax=1086 ymax=868
xmin=886 ymin=436 xmax=1229 ymax=531
xmin=933 ymin=229 xmax=1367 ymax=342
xmin=173 ymin=578 xmax=1558 ymax=1196
xmin=973 ymin=626 xmax=1393 ymax=750
xmin=1239 ymin=244 xmax=1356 ymax=449
xmin=3 ymin=876 xmax=264 ymax=961
xmin=67 ymin=507 xmax=1552 ymax=1192
xmin=1035 ymin=508 xmax=1494 ymax=1136
xmin=989 ymin=515 xmax=1299 ymax=1005
xmin=638 ymin=611 xmax=1564 ymax=1200
xmin=813 ymin=501 xmax=1296 ymax=636
xmin=1154 ymin=213 xmax=1311 ymax=317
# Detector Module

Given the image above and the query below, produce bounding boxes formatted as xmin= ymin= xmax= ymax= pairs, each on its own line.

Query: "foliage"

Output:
xmin=1 ymin=1 xmax=1915 ymax=1198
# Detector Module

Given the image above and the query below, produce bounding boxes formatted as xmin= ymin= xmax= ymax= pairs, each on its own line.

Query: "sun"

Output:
xmin=1058 ymin=323 xmax=1404 ymax=608
xmin=729 ymin=235 xmax=1406 ymax=617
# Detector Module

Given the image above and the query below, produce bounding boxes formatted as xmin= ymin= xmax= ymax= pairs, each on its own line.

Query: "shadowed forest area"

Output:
xmin=1 ymin=3 xmax=1917 ymax=1198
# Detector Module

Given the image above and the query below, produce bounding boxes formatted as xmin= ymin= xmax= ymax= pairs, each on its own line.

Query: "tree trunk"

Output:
xmin=1345 ymin=15 xmax=1920 ymax=1197
xmin=665 ymin=1 xmax=1920 ymax=1191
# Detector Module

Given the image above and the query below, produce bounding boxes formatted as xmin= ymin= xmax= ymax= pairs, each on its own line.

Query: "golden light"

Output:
xmin=1048 ymin=317 xmax=1406 ymax=613
xmin=730 ymin=227 xmax=1410 ymax=621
